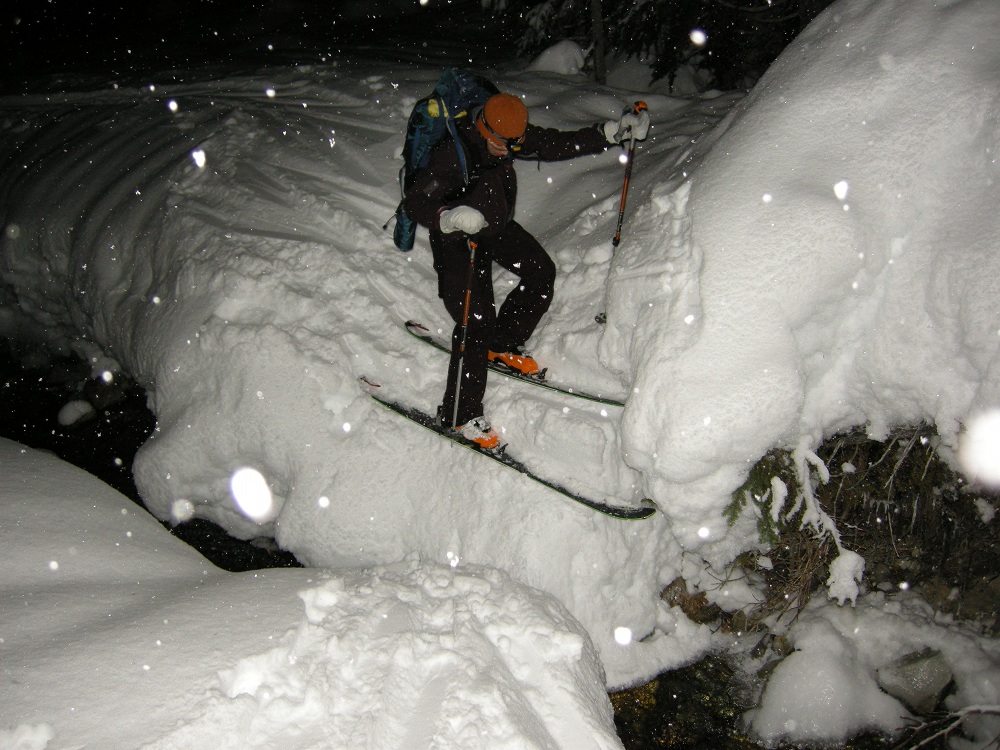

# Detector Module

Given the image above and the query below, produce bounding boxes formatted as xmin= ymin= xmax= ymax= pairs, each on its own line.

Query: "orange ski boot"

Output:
xmin=456 ymin=415 xmax=501 ymax=450
xmin=488 ymin=347 xmax=540 ymax=376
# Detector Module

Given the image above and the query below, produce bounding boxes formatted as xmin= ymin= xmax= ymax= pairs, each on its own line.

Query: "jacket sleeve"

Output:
xmin=518 ymin=122 xmax=610 ymax=161
xmin=402 ymin=146 xmax=465 ymax=231
xmin=402 ymin=142 xmax=512 ymax=237
xmin=452 ymin=168 xmax=514 ymax=237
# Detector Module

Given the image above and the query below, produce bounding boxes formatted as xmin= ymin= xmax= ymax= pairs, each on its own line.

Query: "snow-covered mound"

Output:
xmin=602 ymin=0 xmax=1000 ymax=563
xmin=0 ymin=438 xmax=624 ymax=750
xmin=748 ymin=593 xmax=1000 ymax=746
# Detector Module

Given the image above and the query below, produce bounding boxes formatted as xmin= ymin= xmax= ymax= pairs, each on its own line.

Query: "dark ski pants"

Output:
xmin=431 ymin=221 xmax=556 ymax=427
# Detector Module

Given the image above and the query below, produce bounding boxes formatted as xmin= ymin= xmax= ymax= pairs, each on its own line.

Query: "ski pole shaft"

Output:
xmin=611 ymin=137 xmax=635 ymax=248
xmin=451 ymin=237 xmax=478 ymax=429
xmin=612 ymin=100 xmax=647 ymax=249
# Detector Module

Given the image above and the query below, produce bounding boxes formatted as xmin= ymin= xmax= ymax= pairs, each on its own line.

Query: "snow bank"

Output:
xmin=0 ymin=438 xmax=624 ymax=749
xmin=603 ymin=0 xmax=1000 ymax=562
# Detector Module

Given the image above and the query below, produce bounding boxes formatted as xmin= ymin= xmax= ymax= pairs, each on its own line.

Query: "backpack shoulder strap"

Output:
xmin=446 ymin=115 xmax=473 ymax=185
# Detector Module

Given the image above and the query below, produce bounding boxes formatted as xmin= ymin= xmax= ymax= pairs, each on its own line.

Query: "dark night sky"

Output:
xmin=3 ymin=2 xmax=335 ymax=86
xmin=1 ymin=1 xmax=492 ymax=92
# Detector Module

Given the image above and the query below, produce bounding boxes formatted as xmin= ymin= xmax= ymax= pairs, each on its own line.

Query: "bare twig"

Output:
xmin=885 ymin=430 xmax=920 ymax=501
xmin=870 ymin=434 xmax=900 ymax=470
xmin=892 ymin=705 xmax=1000 ymax=750
xmin=920 ymin=442 xmax=935 ymax=482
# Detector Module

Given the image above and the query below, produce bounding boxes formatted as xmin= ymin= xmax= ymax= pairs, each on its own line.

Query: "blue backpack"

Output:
xmin=389 ymin=68 xmax=498 ymax=251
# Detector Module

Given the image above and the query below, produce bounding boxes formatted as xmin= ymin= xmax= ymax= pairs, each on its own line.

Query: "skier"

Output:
xmin=402 ymin=92 xmax=650 ymax=449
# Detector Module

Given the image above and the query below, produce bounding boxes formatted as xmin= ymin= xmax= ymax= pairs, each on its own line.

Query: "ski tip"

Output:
xmin=617 ymin=500 xmax=657 ymax=519
xmin=359 ymin=375 xmax=381 ymax=390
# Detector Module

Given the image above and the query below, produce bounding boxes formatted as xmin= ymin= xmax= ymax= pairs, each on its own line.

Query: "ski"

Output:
xmin=404 ymin=320 xmax=626 ymax=408
xmin=363 ymin=381 xmax=655 ymax=520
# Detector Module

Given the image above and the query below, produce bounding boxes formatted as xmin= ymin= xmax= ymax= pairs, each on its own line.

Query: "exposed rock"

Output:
xmin=662 ymin=577 xmax=725 ymax=624
xmin=57 ymin=399 xmax=96 ymax=426
xmin=750 ymin=633 xmax=772 ymax=659
xmin=771 ymin=634 xmax=793 ymax=657
xmin=876 ymin=647 xmax=953 ymax=714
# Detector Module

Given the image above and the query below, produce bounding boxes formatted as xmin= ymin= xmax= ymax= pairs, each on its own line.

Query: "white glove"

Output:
xmin=438 ymin=206 xmax=488 ymax=235
xmin=603 ymin=109 xmax=650 ymax=144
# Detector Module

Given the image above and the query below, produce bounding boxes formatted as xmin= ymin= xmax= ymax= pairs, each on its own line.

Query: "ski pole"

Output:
xmin=612 ymin=100 xmax=647 ymax=249
xmin=451 ymin=237 xmax=478 ymax=429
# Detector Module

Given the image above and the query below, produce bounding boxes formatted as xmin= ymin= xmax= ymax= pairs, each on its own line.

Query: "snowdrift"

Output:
xmin=602 ymin=0 xmax=1000 ymax=566
xmin=0 ymin=438 xmax=624 ymax=749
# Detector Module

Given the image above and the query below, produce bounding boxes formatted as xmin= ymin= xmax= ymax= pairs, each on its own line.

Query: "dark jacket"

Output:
xmin=403 ymin=117 xmax=610 ymax=241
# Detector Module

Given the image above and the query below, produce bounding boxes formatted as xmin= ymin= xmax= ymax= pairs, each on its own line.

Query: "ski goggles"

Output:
xmin=477 ymin=112 xmax=525 ymax=153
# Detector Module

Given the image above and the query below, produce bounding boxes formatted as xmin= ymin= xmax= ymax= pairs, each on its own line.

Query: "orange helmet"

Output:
xmin=476 ymin=93 xmax=528 ymax=152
